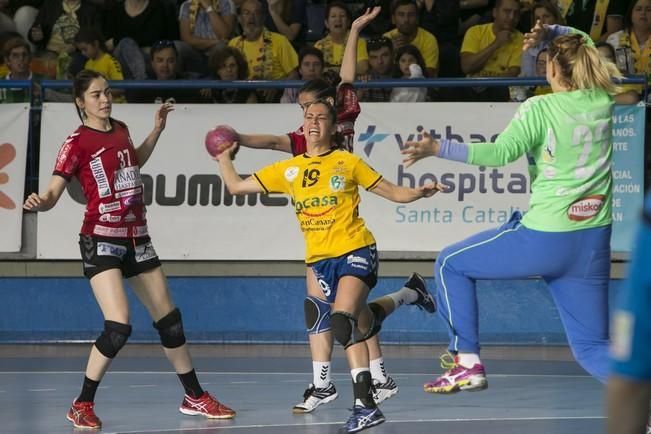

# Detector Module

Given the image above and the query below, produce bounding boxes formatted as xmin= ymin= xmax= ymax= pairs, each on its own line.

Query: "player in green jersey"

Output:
xmin=402 ymin=24 xmax=622 ymax=392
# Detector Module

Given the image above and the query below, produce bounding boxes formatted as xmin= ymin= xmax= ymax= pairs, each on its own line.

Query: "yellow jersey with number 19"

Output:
xmin=254 ymin=149 xmax=382 ymax=264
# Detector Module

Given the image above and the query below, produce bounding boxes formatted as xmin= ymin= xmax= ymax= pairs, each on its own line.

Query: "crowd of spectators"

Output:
xmin=0 ymin=0 xmax=645 ymax=104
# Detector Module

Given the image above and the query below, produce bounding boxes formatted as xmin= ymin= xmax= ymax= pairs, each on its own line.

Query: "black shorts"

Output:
xmin=78 ymin=234 xmax=161 ymax=279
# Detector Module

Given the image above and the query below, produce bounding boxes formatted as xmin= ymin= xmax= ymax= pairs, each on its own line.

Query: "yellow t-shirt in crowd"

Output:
xmin=383 ymin=27 xmax=439 ymax=71
xmin=313 ymin=36 xmax=368 ymax=68
xmin=84 ymin=52 xmax=125 ymax=102
xmin=228 ymin=29 xmax=298 ymax=80
xmin=461 ymin=23 xmax=523 ymax=77
xmin=254 ymin=149 xmax=381 ymax=263
xmin=85 ymin=52 xmax=124 ymax=80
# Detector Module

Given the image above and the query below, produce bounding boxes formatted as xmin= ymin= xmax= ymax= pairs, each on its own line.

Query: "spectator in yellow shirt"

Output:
xmin=383 ymin=0 xmax=439 ymax=76
xmin=460 ymin=0 xmax=523 ymax=101
xmin=228 ymin=0 xmax=298 ymax=101
xmin=606 ymin=0 xmax=651 ymax=103
xmin=314 ymin=1 xmax=368 ymax=75
xmin=74 ymin=28 xmax=126 ymax=102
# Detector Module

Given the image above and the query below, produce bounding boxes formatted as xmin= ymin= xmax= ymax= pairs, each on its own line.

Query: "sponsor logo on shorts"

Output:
xmin=347 ymin=255 xmax=369 ymax=266
xmin=567 ymin=195 xmax=605 ymax=221
xmin=98 ymin=201 xmax=121 ymax=214
xmin=90 ymin=157 xmax=111 ymax=198
xmin=329 ymin=175 xmax=345 ymax=192
xmin=135 ymin=242 xmax=157 ymax=263
xmin=285 ymin=167 xmax=299 ymax=182
xmin=99 ymin=213 xmax=121 ymax=223
xmin=133 ymin=225 xmax=148 ymax=237
xmin=97 ymin=241 xmax=127 ymax=258
xmin=93 ymin=225 xmax=128 ymax=237
xmin=114 ymin=166 xmax=142 ymax=191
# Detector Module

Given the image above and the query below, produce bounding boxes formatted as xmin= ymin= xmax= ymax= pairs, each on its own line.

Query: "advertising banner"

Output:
xmin=37 ymin=102 xmax=645 ymax=259
xmin=0 ymin=104 xmax=29 ymax=252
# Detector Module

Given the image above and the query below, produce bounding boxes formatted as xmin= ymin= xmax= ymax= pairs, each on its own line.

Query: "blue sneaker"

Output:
xmin=405 ymin=272 xmax=437 ymax=313
xmin=339 ymin=405 xmax=385 ymax=433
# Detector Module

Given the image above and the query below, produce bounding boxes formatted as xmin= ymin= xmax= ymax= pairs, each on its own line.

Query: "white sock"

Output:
xmin=387 ymin=286 xmax=419 ymax=308
xmin=370 ymin=357 xmax=387 ymax=383
xmin=313 ymin=361 xmax=331 ymax=388
xmin=457 ymin=353 xmax=481 ymax=368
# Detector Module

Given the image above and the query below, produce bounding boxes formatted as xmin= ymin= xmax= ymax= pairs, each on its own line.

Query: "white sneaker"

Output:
xmin=372 ymin=376 xmax=398 ymax=404
xmin=292 ymin=382 xmax=338 ymax=413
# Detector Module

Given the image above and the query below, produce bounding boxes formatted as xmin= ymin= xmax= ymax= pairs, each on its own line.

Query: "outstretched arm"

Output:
xmin=136 ymin=102 xmax=174 ymax=167
xmin=216 ymin=143 xmax=265 ymax=195
xmin=340 ymin=6 xmax=381 ymax=84
xmin=23 ymin=175 xmax=68 ymax=212
xmin=238 ymin=133 xmax=292 ymax=153
xmin=370 ymin=178 xmax=446 ymax=203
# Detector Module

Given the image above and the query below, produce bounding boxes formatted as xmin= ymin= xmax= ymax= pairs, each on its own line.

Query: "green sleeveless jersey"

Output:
xmin=468 ymin=89 xmax=614 ymax=232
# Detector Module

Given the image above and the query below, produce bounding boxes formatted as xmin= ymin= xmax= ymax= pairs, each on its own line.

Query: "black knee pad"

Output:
xmin=95 ymin=320 xmax=132 ymax=358
xmin=331 ymin=311 xmax=356 ymax=348
xmin=153 ymin=308 xmax=186 ymax=348
xmin=368 ymin=302 xmax=387 ymax=324
xmin=304 ymin=296 xmax=332 ymax=334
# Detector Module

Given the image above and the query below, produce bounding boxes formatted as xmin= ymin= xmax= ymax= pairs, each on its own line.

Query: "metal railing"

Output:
xmin=2 ymin=75 xmax=648 ymax=194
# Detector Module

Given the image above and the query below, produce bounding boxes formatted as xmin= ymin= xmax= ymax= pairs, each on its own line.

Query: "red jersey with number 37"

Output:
xmin=53 ymin=119 xmax=148 ymax=238
xmin=288 ymin=83 xmax=360 ymax=156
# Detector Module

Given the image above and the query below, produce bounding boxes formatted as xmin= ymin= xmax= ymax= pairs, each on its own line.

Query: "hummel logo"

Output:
xmin=319 ymin=366 xmax=329 ymax=381
xmin=358 ymin=126 xmax=389 ymax=157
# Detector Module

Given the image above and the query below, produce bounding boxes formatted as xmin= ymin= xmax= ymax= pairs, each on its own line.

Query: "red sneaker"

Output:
xmin=179 ymin=392 xmax=236 ymax=419
xmin=66 ymin=399 xmax=101 ymax=429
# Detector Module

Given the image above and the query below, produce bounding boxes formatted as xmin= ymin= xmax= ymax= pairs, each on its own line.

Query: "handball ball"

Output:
xmin=205 ymin=125 xmax=238 ymax=157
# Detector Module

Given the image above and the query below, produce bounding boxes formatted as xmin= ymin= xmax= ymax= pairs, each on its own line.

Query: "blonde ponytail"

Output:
xmin=549 ymin=34 xmax=623 ymax=95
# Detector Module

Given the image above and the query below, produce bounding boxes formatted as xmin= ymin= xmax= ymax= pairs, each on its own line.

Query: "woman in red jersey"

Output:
xmin=23 ymin=69 xmax=235 ymax=430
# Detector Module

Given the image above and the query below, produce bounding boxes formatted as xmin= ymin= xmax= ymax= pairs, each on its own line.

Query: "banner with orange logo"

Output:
xmin=0 ymin=104 xmax=29 ymax=252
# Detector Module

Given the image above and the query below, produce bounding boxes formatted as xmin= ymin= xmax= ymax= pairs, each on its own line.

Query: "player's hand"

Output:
xmin=23 ymin=192 xmax=45 ymax=211
xmin=351 ymin=6 xmax=381 ymax=33
xmin=213 ymin=142 xmax=240 ymax=162
xmin=419 ymin=182 xmax=448 ymax=198
xmin=401 ymin=132 xmax=440 ymax=168
xmin=154 ymin=102 xmax=174 ymax=132
xmin=523 ymin=19 xmax=545 ymax=51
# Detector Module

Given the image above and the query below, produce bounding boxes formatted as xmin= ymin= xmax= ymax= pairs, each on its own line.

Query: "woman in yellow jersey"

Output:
xmin=215 ymin=99 xmax=445 ymax=434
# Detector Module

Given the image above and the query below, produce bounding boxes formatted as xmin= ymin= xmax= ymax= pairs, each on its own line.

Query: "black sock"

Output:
xmin=78 ymin=376 xmax=100 ymax=403
xmin=352 ymin=371 xmax=375 ymax=408
xmin=178 ymin=369 xmax=204 ymax=398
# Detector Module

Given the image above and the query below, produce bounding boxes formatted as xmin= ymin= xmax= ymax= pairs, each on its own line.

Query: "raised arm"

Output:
xmin=135 ymin=103 xmax=174 ymax=167
xmin=370 ymin=178 xmax=445 ymax=203
xmin=403 ymin=101 xmax=539 ymax=168
xmin=216 ymin=144 xmax=265 ymax=195
xmin=340 ymin=6 xmax=381 ymax=84
xmin=23 ymin=175 xmax=68 ymax=212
